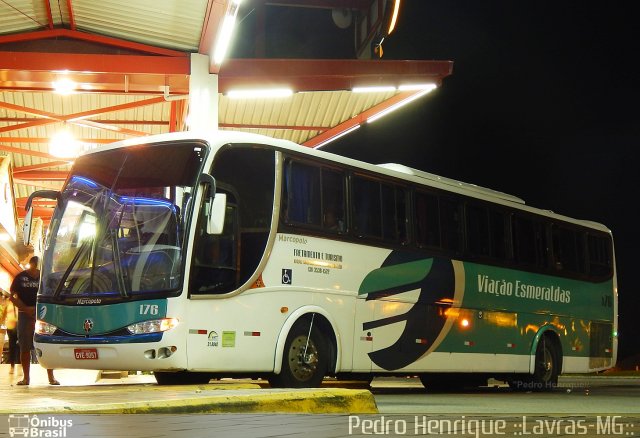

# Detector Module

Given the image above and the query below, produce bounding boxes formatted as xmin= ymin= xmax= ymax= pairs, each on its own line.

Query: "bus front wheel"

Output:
xmin=269 ymin=318 xmax=329 ymax=388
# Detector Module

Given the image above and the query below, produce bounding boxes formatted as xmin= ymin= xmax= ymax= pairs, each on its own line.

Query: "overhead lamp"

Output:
xmin=367 ymin=85 xmax=437 ymax=124
xmin=399 ymin=83 xmax=438 ymax=91
xmin=227 ymin=88 xmax=293 ymax=99
xmin=313 ymin=124 xmax=360 ymax=149
xmin=213 ymin=0 xmax=242 ymax=65
xmin=352 ymin=86 xmax=397 ymax=93
xmin=49 ymin=129 xmax=82 ymax=158
xmin=387 ymin=0 xmax=401 ymax=34
xmin=52 ymin=77 xmax=76 ymax=95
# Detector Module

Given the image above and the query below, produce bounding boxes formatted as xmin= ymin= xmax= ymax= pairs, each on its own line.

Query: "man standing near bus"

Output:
xmin=10 ymin=256 xmax=59 ymax=386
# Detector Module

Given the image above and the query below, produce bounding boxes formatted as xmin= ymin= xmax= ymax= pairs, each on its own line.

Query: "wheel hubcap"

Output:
xmin=540 ymin=347 xmax=553 ymax=381
xmin=287 ymin=335 xmax=319 ymax=381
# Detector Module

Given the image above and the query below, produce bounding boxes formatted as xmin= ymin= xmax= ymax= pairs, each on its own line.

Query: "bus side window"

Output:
xmin=587 ymin=234 xmax=612 ymax=277
xmin=551 ymin=225 xmax=584 ymax=273
xmin=489 ymin=209 xmax=509 ymax=259
xmin=513 ymin=216 xmax=536 ymax=265
xmin=352 ymin=176 xmax=382 ymax=238
xmin=284 ymin=160 xmax=321 ymax=226
xmin=513 ymin=216 xmax=547 ymax=268
xmin=381 ymin=184 xmax=409 ymax=244
xmin=466 ymin=203 xmax=491 ymax=257
xmin=440 ymin=197 xmax=464 ymax=254
xmin=414 ymin=191 xmax=440 ymax=248
xmin=321 ymin=169 xmax=346 ymax=233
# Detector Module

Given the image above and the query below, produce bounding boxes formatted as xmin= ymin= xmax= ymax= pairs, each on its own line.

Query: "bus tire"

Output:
xmin=154 ymin=371 xmax=211 ymax=385
xmin=269 ymin=318 xmax=329 ymax=388
xmin=509 ymin=335 xmax=560 ymax=391
xmin=531 ymin=335 xmax=560 ymax=391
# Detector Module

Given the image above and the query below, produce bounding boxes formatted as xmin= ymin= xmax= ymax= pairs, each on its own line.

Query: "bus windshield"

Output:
xmin=40 ymin=141 xmax=206 ymax=300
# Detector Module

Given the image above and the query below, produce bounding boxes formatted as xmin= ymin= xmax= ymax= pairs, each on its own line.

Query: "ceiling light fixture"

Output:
xmin=213 ymin=0 xmax=242 ymax=65
xmin=352 ymin=86 xmax=397 ymax=93
xmin=398 ymin=83 xmax=438 ymax=91
xmin=52 ymin=77 xmax=77 ymax=95
xmin=387 ymin=0 xmax=402 ymax=34
xmin=313 ymin=124 xmax=360 ymax=149
xmin=49 ymin=130 xmax=82 ymax=158
xmin=367 ymin=86 xmax=437 ymax=124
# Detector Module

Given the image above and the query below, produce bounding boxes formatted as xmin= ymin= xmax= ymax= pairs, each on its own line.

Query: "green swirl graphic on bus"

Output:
xmin=359 ymin=252 xmax=456 ymax=371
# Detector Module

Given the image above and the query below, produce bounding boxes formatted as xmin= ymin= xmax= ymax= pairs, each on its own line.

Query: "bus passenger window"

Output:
xmin=284 ymin=160 xmax=321 ymax=226
xmin=552 ymin=226 xmax=585 ymax=274
xmin=415 ymin=191 xmax=440 ymax=248
xmin=466 ymin=204 xmax=491 ymax=257
xmin=440 ymin=197 xmax=463 ymax=253
xmin=587 ymin=234 xmax=612 ymax=277
xmin=513 ymin=216 xmax=547 ymax=267
xmin=381 ymin=185 xmax=409 ymax=243
xmin=352 ymin=176 xmax=382 ymax=238
xmin=321 ymin=169 xmax=345 ymax=232
xmin=489 ymin=210 xmax=509 ymax=259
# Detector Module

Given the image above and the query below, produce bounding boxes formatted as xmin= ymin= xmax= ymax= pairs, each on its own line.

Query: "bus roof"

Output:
xmin=82 ymin=131 xmax=611 ymax=233
xmin=377 ymin=163 xmax=526 ymax=205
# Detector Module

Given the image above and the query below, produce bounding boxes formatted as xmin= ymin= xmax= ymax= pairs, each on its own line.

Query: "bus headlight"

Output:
xmin=36 ymin=320 xmax=58 ymax=335
xmin=127 ymin=318 xmax=179 ymax=335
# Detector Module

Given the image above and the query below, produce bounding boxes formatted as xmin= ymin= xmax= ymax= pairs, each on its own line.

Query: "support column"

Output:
xmin=188 ymin=53 xmax=218 ymax=131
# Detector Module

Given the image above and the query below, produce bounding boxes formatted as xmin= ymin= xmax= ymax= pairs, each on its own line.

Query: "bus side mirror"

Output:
xmin=23 ymin=190 xmax=62 ymax=246
xmin=23 ymin=207 xmax=34 ymax=246
xmin=207 ymin=193 xmax=227 ymax=235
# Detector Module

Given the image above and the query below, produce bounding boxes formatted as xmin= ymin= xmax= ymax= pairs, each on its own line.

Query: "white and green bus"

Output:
xmin=26 ymin=131 xmax=617 ymax=389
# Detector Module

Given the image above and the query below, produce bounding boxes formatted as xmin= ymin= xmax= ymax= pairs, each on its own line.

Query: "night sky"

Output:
xmin=237 ymin=2 xmax=639 ymax=362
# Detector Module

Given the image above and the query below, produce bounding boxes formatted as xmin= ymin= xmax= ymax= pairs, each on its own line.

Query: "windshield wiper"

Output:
xmin=52 ymin=239 xmax=92 ymax=299
xmin=110 ymin=228 xmax=129 ymax=298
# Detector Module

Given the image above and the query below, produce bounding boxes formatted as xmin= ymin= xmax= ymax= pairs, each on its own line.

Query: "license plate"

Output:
xmin=74 ymin=348 xmax=98 ymax=360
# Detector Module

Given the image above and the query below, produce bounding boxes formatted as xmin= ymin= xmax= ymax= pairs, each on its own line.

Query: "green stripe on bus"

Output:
xmin=359 ymin=258 xmax=433 ymax=295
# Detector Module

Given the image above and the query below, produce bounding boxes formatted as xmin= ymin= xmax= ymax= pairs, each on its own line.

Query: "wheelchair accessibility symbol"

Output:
xmin=282 ymin=269 xmax=292 ymax=285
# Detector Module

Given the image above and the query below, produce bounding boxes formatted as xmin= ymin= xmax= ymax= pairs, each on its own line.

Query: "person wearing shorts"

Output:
xmin=10 ymin=256 xmax=58 ymax=386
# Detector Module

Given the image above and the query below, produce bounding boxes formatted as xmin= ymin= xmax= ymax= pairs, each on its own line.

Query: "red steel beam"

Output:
xmin=0 ymin=29 xmax=188 ymax=57
xmin=16 ymin=207 xmax=53 ymax=219
xmin=0 ymin=137 xmax=114 ymax=144
xmin=0 ymin=119 xmax=53 ymax=134
xmin=0 ymin=118 xmax=168 ymax=126
xmin=219 ymin=59 xmax=453 ymax=92
xmin=43 ymin=0 xmax=54 ymax=29
xmin=303 ymin=90 xmax=425 ymax=148
xmin=0 ymin=144 xmax=59 ymax=160
xmin=221 ymin=122 xmax=329 ymax=131
xmin=66 ymin=0 xmax=77 ymax=30
xmin=16 ymin=198 xmax=57 ymax=209
xmin=14 ymin=161 xmax=72 ymax=173
xmin=199 ymin=0 xmax=227 ymax=61
xmin=13 ymin=170 xmax=69 ymax=181
xmin=1 ymin=51 xmax=189 ymax=75
xmin=0 ymin=97 xmax=168 ymax=136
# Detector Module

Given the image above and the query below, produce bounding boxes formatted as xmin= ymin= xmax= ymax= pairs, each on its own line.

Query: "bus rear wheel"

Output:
xmin=509 ymin=335 xmax=560 ymax=391
xmin=269 ymin=318 xmax=328 ymax=388
xmin=531 ymin=336 xmax=560 ymax=390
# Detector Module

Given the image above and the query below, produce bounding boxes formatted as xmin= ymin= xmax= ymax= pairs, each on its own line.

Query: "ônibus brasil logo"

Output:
xmin=8 ymin=414 xmax=73 ymax=437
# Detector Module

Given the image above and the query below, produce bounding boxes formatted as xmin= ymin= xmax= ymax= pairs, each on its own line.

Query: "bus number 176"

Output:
xmin=139 ymin=304 xmax=159 ymax=315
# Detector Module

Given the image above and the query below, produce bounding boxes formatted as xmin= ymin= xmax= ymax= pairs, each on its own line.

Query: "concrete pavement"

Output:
xmin=0 ymin=365 xmax=378 ymax=414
